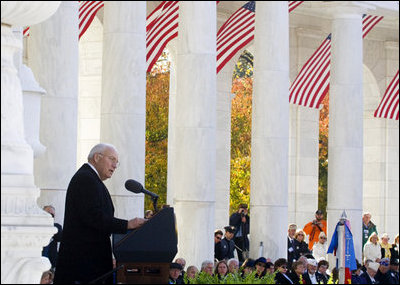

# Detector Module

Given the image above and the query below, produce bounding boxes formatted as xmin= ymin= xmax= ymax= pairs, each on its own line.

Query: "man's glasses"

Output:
xmin=257 ymin=263 xmax=266 ymax=267
xmin=280 ymin=265 xmax=287 ymax=269
xmin=99 ymin=153 xmax=120 ymax=167
xmin=216 ymin=236 xmax=222 ymax=240
xmin=320 ymin=237 xmax=327 ymax=240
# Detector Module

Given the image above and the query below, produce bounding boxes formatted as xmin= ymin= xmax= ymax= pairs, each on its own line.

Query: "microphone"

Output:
xmin=125 ymin=179 xmax=159 ymax=199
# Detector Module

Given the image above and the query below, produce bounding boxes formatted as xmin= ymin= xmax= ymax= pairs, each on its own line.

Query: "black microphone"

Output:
xmin=125 ymin=179 xmax=159 ymax=199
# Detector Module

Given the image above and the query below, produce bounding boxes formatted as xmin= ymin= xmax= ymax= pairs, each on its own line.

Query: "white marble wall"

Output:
xmin=170 ymin=1 xmax=217 ymax=268
xmin=1 ymin=2 xmax=61 ymax=283
xmin=101 ymin=2 xmax=146 ymax=219
xmin=28 ymin=1 xmax=79 ymax=225
xmin=249 ymin=2 xmax=289 ymax=261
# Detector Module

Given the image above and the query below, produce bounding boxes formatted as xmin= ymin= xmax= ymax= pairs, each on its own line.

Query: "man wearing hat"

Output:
xmin=362 ymin=261 xmax=379 ymax=284
xmin=169 ymin=262 xmax=184 ymax=284
xmin=303 ymin=210 xmax=327 ymax=250
xmin=215 ymin=226 xmax=237 ymax=261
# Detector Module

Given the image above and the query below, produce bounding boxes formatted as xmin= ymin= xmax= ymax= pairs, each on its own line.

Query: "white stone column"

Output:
xmin=101 ymin=2 xmax=146 ymax=219
xmin=28 ymin=1 xmax=79 ymax=225
xmin=249 ymin=2 xmax=289 ymax=261
xmin=327 ymin=7 xmax=364 ymax=262
xmin=1 ymin=2 xmax=61 ymax=283
xmin=171 ymin=1 xmax=217 ymax=268
xmin=215 ymin=60 xmax=236 ymax=231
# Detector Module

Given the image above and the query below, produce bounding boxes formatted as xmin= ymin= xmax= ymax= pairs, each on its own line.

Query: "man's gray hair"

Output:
xmin=201 ymin=260 xmax=214 ymax=271
xmin=227 ymin=258 xmax=239 ymax=266
xmin=87 ymin=143 xmax=118 ymax=161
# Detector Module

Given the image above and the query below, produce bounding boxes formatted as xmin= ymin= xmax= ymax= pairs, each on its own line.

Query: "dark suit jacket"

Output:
xmin=54 ymin=164 xmax=128 ymax=284
xmin=275 ymin=272 xmax=294 ymax=284
xmin=215 ymin=237 xmax=235 ymax=260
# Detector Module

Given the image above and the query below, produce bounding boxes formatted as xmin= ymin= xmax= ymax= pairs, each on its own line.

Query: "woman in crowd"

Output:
xmin=294 ymin=229 xmax=311 ymax=261
xmin=254 ymin=257 xmax=268 ymax=278
xmin=312 ymin=232 xmax=328 ymax=261
xmin=380 ymin=233 xmax=392 ymax=260
xmin=363 ymin=232 xmax=381 ymax=263
xmin=287 ymin=261 xmax=305 ymax=284
xmin=214 ymin=260 xmax=229 ymax=280
xmin=274 ymin=258 xmax=294 ymax=284
xmin=316 ymin=259 xmax=330 ymax=284
xmin=185 ymin=265 xmax=198 ymax=280
xmin=391 ymin=234 xmax=399 ymax=262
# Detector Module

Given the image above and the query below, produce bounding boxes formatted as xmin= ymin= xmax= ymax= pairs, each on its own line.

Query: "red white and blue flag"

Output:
xmin=217 ymin=1 xmax=303 ymax=74
xmin=374 ymin=70 xmax=399 ymax=120
xmin=289 ymin=14 xmax=384 ymax=109
xmin=327 ymin=219 xmax=357 ymax=284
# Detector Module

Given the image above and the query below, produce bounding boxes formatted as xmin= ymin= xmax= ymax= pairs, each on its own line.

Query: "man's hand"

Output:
xmin=127 ymin=217 xmax=147 ymax=229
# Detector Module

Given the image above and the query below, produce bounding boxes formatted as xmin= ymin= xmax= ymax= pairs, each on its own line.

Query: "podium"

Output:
xmin=113 ymin=207 xmax=178 ymax=284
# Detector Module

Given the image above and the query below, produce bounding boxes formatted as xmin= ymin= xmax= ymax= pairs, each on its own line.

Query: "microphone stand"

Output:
xmin=88 ymin=264 xmax=124 ymax=284
xmin=152 ymin=196 xmax=159 ymax=213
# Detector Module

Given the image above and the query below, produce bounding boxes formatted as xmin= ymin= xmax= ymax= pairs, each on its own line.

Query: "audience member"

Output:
xmin=374 ymin=258 xmax=398 ymax=284
xmin=215 ymin=226 xmax=237 ymax=261
xmin=254 ymin=257 xmax=268 ymax=278
xmin=288 ymin=261 xmax=305 ymax=284
xmin=240 ymin=258 xmax=255 ymax=277
xmin=169 ymin=262 xmax=184 ymax=284
xmin=363 ymin=232 xmax=382 ymax=263
xmin=229 ymin=204 xmax=250 ymax=262
xmin=40 ymin=270 xmax=54 ymax=284
xmin=312 ymin=232 xmax=327 ymax=262
xmin=174 ymin=257 xmax=186 ymax=284
xmin=303 ymin=210 xmax=327 ymax=250
xmin=265 ymin=261 xmax=275 ymax=275
xmin=214 ymin=260 xmax=229 ymax=279
xmin=186 ymin=265 xmax=198 ymax=280
xmin=294 ymin=229 xmax=311 ymax=260
xmin=362 ymin=212 xmax=378 ymax=250
xmin=214 ymin=229 xmax=223 ymax=261
xmin=227 ymin=258 xmax=239 ymax=274
xmin=297 ymin=256 xmax=309 ymax=273
xmin=274 ymin=258 xmax=293 ymax=284
xmin=392 ymin=234 xmax=399 ymax=264
xmin=302 ymin=258 xmax=319 ymax=284
xmin=351 ymin=260 xmax=367 ymax=284
xmin=200 ymin=260 xmax=214 ymax=276
xmin=42 ymin=205 xmax=63 ymax=270
xmin=316 ymin=259 xmax=330 ymax=284
xmin=287 ymin=223 xmax=297 ymax=270
xmin=380 ymin=233 xmax=392 ymax=260
xmin=362 ymin=261 xmax=379 ymax=284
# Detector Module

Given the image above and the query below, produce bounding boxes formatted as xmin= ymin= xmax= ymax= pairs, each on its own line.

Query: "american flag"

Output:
xmin=217 ymin=1 xmax=303 ymax=74
xmin=374 ymin=70 xmax=399 ymax=120
xmin=289 ymin=14 xmax=384 ymax=109
xmin=146 ymin=1 xmax=179 ymax=73
xmin=23 ymin=1 xmax=104 ymax=39
xmin=146 ymin=1 xmax=220 ymax=73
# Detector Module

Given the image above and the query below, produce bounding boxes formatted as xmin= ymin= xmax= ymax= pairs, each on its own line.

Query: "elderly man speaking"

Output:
xmin=54 ymin=143 xmax=147 ymax=284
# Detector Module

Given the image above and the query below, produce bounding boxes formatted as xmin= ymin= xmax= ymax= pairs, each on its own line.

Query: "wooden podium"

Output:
xmin=113 ymin=207 xmax=178 ymax=284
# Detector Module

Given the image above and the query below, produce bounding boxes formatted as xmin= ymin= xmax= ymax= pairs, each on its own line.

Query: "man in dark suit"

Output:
xmin=215 ymin=226 xmax=236 ymax=261
xmin=54 ymin=143 xmax=147 ymax=284
xmin=229 ymin=204 xmax=250 ymax=262
xmin=287 ymin=223 xmax=297 ymax=271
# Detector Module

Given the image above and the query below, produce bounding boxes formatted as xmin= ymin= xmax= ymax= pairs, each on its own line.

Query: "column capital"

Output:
xmin=1 ymin=2 xmax=61 ymax=27
xmin=316 ymin=1 xmax=376 ymax=19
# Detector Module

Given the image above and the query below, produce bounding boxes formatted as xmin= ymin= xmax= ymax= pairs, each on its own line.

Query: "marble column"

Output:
xmin=249 ymin=2 xmax=289 ymax=261
xmin=215 ymin=60 xmax=236 ymax=231
xmin=28 ymin=1 xmax=79 ymax=225
xmin=170 ymin=1 xmax=217 ymax=268
xmin=1 ymin=2 xmax=61 ymax=283
xmin=101 ymin=2 xmax=146 ymax=219
xmin=327 ymin=6 xmax=365 ymax=262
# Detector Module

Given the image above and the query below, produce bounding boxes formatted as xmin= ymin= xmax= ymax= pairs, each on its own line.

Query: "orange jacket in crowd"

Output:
xmin=303 ymin=219 xmax=327 ymax=250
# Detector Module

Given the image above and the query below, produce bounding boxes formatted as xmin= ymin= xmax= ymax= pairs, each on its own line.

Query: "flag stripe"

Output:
xmin=216 ymin=1 xmax=303 ymax=74
xmin=374 ymin=71 xmax=399 ymax=120
xmin=290 ymin=15 xmax=383 ymax=109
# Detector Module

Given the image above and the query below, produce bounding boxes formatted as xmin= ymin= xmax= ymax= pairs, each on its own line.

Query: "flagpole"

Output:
xmin=337 ymin=211 xmax=347 ymax=284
